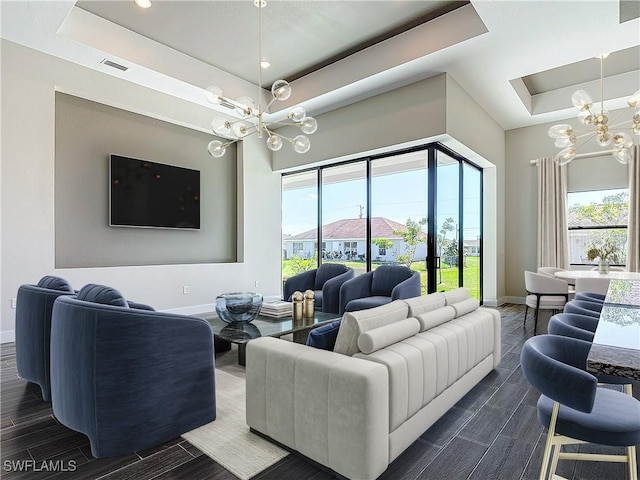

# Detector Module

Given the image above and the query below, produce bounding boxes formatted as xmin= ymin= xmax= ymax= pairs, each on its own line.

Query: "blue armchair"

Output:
xmin=15 ymin=276 xmax=75 ymax=401
xmin=284 ymin=263 xmax=354 ymax=314
xmin=339 ymin=265 xmax=421 ymax=314
xmin=50 ymin=284 xmax=216 ymax=458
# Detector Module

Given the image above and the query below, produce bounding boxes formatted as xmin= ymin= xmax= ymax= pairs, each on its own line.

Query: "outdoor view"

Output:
xmin=282 ymin=148 xmax=482 ymax=299
xmin=567 ymin=188 xmax=629 ymax=267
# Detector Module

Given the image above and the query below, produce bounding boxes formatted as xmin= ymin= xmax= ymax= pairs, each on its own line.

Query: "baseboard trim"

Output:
xmin=502 ymin=296 xmax=525 ymax=305
xmin=1 ymin=330 xmax=16 ymax=344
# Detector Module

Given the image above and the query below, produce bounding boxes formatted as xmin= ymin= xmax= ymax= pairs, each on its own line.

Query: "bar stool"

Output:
xmin=521 ymin=335 xmax=639 ymax=480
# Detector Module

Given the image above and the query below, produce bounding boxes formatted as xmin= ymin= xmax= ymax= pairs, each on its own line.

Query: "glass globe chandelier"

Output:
xmin=548 ymin=53 xmax=640 ymax=165
xmin=205 ymin=0 xmax=317 ymax=158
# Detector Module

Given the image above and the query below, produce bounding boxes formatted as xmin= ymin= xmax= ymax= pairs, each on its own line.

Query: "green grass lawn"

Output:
xmin=282 ymin=256 xmax=480 ymax=299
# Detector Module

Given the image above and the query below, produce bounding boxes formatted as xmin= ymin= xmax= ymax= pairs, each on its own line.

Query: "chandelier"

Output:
xmin=205 ymin=0 xmax=317 ymax=158
xmin=548 ymin=53 xmax=640 ymax=165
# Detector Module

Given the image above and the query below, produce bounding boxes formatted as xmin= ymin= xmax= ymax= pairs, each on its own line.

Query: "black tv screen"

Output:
xmin=110 ymin=155 xmax=200 ymax=230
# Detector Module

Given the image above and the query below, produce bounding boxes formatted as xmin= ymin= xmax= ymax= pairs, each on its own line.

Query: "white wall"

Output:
xmin=0 ymin=40 xmax=282 ymax=342
xmin=504 ymin=112 xmax=629 ymax=301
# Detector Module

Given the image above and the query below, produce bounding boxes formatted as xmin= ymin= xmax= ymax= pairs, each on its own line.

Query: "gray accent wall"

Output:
xmin=54 ymin=93 xmax=237 ymax=267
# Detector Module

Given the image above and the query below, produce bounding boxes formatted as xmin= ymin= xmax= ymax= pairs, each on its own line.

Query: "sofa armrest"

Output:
xmin=246 ymin=337 xmax=389 ymax=480
xmin=390 ymin=271 xmax=421 ymax=301
xmin=127 ymin=300 xmax=155 ymax=311
xmin=339 ymin=272 xmax=373 ymax=314
xmin=321 ymin=269 xmax=355 ymax=314
xmin=284 ymin=269 xmax=317 ymax=301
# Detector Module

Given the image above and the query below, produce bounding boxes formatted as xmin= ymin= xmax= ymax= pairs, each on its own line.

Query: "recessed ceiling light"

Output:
xmin=134 ymin=0 xmax=152 ymax=8
xmin=260 ymin=61 xmax=271 ymax=69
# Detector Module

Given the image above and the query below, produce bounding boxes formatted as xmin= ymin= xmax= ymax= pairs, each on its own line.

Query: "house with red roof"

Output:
xmin=283 ymin=217 xmax=426 ymax=262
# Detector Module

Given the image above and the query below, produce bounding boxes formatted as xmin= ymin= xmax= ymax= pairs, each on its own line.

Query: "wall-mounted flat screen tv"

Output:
xmin=110 ymin=154 xmax=200 ymax=230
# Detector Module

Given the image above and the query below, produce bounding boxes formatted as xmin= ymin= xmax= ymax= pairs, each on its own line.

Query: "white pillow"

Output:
xmin=357 ymin=318 xmax=421 ymax=354
xmin=415 ymin=306 xmax=456 ymax=331
xmin=451 ymin=298 xmax=480 ymax=317
xmin=334 ymin=300 xmax=409 ymax=356
xmin=402 ymin=293 xmax=446 ymax=317
xmin=442 ymin=287 xmax=470 ymax=306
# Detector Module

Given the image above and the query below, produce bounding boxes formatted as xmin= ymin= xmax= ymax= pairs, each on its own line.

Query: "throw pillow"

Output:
xmin=334 ymin=300 xmax=409 ymax=356
xmin=306 ymin=320 xmax=342 ymax=350
xmin=37 ymin=275 xmax=74 ymax=292
xmin=76 ymin=283 xmax=129 ymax=308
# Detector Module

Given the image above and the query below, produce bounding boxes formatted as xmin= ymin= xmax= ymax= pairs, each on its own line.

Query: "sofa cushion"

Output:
xmin=451 ymin=298 xmax=480 ymax=318
xmin=403 ymin=293 xmax=446 ymax=317
xmin=306 ymin=320 xmax=341 ymax=350
xmin=442 ymin=287 xmax=470 ymax=306
xmin=345 ymin=296 xmax=392 ymax=312
xmin=415 ymin=306 xmax=456 ymax=331
xmin=37 ymin=276 xmax=74 ymax=292
xmin=334 ymin=300 xmax=409 ymax=356
xmin=76 ymin=284 xmax=129 ymax=308
xmin=357 ymin=318 xmax=421 ymax=354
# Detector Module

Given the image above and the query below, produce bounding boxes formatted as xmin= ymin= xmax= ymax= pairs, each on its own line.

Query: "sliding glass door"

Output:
xmin=281 ymin=142 xmax=482 ymax=300
xmin=371 ymin=151 xmax=428 ymax=293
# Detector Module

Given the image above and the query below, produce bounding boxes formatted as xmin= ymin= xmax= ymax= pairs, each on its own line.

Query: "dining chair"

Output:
xmin=547 ymin=312 xmax=635 ymax=395
xmin=574 ymin=277 xmax=610 ymax=296
xmin=548 ymin=312 xmax=597 ymax=342
xmin=521 ymin=335 xmax=639 ymax=480
xmin=523 ymin=271 xmax=569 ymax=334
xmin=563 ymin=299 xmax=602 ymax=318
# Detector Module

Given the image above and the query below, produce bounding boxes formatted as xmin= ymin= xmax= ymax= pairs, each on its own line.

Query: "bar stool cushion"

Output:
xmin=537 ymin=388 xmax=640 ymax=446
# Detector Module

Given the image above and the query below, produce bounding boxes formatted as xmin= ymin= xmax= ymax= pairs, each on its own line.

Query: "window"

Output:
xmin=281 ymin=142 xmax=483 ymax=298
xmin=292 ymin=242 xmax=304 ymax=256
xmin=567 ymin=188 xmax=628 ymax=266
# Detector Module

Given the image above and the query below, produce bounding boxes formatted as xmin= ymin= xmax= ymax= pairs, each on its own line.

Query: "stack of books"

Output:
xmin=260 ymin=300 xmax=293 ymax=318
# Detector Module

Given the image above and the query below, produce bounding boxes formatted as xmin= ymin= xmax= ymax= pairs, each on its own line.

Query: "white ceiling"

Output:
xmin=1 ymin=0 xmax=639 ymax=132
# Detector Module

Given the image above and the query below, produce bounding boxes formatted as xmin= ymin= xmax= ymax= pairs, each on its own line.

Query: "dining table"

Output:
xmin=586 ymin=279 xmax=640 ymax=381
xmin=554 ymin=270 xmax=640 ymax=281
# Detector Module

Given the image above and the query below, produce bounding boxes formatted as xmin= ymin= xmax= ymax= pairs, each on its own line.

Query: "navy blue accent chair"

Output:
xmin=284 ymin=264 xmax=355 ymax=314
xmin=339 ymin=265 xmax=421 ymax=314
xmin=520 ymin=335 xmax=639 ymax=479
xmin=15 ymin=276 xmax=75 ymax=401
xmin=50 ymin=287 xmax=215 ymax=458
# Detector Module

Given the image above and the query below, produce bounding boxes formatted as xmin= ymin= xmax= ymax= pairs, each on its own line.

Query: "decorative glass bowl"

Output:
xmin=215 ymin=292 xmax=263 ymax=323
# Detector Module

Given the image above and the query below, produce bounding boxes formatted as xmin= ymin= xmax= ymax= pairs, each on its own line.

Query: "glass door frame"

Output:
xmin=281 ymin=141 xmax=483 ymax=301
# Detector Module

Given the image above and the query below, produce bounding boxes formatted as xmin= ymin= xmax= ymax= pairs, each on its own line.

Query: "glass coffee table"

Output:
xmin=199 ymin=311 xmax=340 ymax=366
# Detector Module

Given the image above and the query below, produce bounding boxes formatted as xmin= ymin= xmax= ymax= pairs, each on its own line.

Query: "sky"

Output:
xmin=282 ymin=159 xmax=482 ymax=242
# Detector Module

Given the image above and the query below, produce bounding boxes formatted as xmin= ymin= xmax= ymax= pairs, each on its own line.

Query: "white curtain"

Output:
xmin=627 ymin=146 xmax=640 ymax=272
xmin=536 ymin=157 xmax=569 ymax=269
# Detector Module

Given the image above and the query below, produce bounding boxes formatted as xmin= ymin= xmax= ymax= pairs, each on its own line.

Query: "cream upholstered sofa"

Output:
xmin=246 ymin=288 xmax=501 ymax=480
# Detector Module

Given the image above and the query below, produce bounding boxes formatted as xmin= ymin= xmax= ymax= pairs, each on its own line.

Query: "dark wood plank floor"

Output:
xmin=1 ymin=304 xmax=637 ymax=479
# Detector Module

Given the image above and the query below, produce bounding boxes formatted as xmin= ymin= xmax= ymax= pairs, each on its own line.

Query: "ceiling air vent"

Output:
xmin=100 ymin=59 xmax=128 ymax=72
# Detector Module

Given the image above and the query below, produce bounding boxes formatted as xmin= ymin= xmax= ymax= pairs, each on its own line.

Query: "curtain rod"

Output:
xmin=530 ymin=149 xmax=615 ymax=165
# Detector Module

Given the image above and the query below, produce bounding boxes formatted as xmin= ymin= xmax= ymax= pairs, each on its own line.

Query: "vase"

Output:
xmin=597 ymin=260 xmax=610 ymax=274
xmin=216 ymin=292 xmax=263 ymax=323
